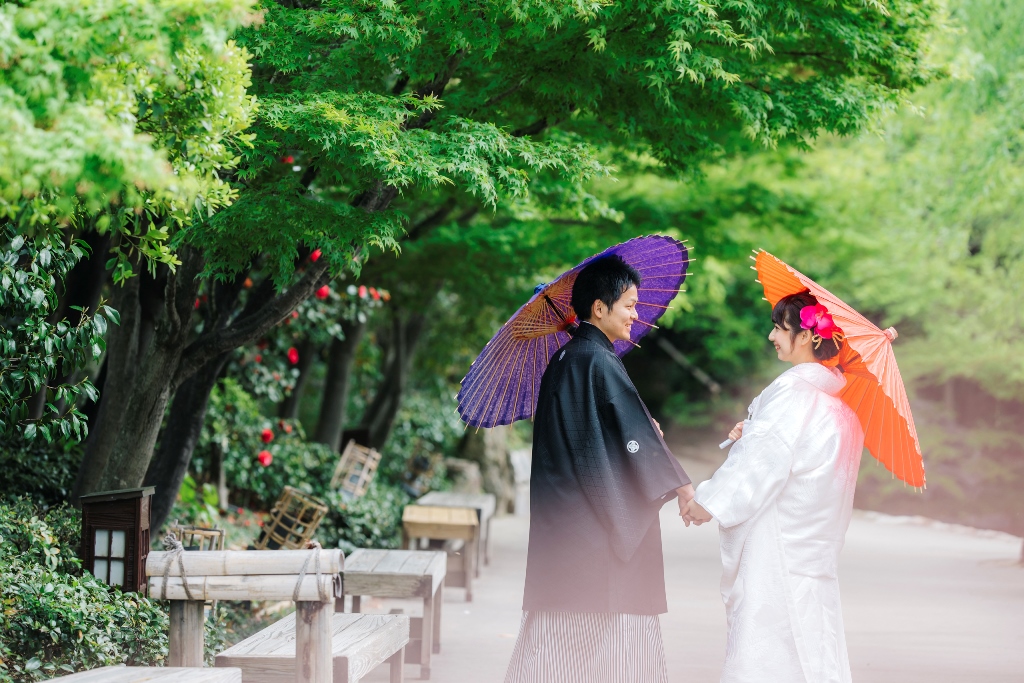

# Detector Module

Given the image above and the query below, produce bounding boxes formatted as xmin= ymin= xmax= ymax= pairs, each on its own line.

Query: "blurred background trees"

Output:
xmin=8 ymin=0 xmax=1024 ymax=676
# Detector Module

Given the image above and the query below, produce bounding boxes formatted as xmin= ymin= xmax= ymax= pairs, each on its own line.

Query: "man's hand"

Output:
xmin=684 ymin=499 xmax=713 ymax=526
xmin=652 ymin=418 xmax=664 ymax=438
xmin=728 ymin=421 xmax=744 ymax=442
xmin=676 ymin=483 xmax=695 ymax=525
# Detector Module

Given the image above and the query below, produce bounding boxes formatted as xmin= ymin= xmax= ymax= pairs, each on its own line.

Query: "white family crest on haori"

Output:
xmin=693 ymin=362 xmax=864 ymax=683
xmin=626 ymin=440 xmax=640 ymax=453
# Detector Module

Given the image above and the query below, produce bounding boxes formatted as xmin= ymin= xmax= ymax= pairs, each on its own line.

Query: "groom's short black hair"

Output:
xmin=571 ymin=255 xmax=642 ymax=321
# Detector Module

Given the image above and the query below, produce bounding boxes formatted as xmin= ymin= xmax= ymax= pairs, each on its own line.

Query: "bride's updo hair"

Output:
xmin=771 ymin=291 xmax=843 ymax=362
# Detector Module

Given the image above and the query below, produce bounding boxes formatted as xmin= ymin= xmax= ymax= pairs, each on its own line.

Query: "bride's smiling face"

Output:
xmin=769 ymin=321 xmax=815 ymax=364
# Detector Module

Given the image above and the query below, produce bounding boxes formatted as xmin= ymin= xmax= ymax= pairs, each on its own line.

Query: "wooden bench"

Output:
xmin=48 ymin=667 xmax=242 ymax=682
xmin=146 ymin=548 xmax=344 ymax=682
xmin=216 ymin=612 xmax=409 ymax=683
xmin=416 ymin=492 xmax=497 ymax=573
xmin=401 ymin=505 xmax=478 ymax=601
xmin=339 ymin=549 xmax=446 ymax=679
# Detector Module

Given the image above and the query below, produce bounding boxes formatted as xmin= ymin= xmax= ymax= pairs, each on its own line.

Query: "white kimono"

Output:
xmin=694 ymin=363 xmax=864 ymax=683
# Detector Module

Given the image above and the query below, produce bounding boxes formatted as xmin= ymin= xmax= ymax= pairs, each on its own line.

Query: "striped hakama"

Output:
xmin=504 ymin=611 xmax=668 ymax=683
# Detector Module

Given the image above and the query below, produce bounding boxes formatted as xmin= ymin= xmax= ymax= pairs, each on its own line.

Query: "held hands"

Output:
xmin=676 ymin=483 xmax=695 ymax=526
xmin=683 ymin=499 xmax=713 ymax=526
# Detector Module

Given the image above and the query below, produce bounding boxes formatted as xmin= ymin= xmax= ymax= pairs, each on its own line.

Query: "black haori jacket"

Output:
xmin=523 ymin=322 xmax=690 ymax=615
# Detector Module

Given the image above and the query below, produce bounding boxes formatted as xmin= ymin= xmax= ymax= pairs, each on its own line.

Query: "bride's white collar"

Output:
xmin=781 ymin=362 xmax=846 ymax=396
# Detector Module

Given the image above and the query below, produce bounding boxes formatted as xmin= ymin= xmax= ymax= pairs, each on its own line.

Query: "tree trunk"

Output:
xmin=361 ymin=312 xmax=428 ymax=449
xmin=314 ymin=318 xmax=367 ymax=450
xmin=279 ymin=339 xmax=317 ymax=420
xmin=144 ymin=352 xmax=230 ymax=531
xmin=73 ymin=274 xmax=145 ymax=499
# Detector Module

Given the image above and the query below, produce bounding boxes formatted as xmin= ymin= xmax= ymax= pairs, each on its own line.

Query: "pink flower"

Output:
xmin=799 ymin=304 xmax=840 ymax=339
xmin=310 ymin=249 xmax=322 ymax=262
xmin=282 ymin=155 xmax=294 ymax=164
xmin=261 ymin=428 xmax=274 ymax=444
xmin=358 ymin=285 xmax=368 ymax=299
xmin=369 ymin=287 xmax=380 ymax=301
xmin=287 ymin=347 xmax=299 ymax=364
xmin=257 ymin=450 xmax=273 ymax=467
xmin=315 ymin=285 xmax=330 ymax=300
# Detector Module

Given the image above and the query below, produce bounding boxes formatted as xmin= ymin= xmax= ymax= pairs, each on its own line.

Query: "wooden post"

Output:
xmin=295 ymin=601 xmax=332 ymax=683
xmin=168 ymin=600 xmax=205 ymax=667
xmin=464 ymin=533 xmax=478 ymax=602
xmin=420 ymin=586 xmax=434 ymax=678
xmin=388 ymin=645 xmax=405 ymax=683
xmin=432 ymin=582 xmax=443 ymax=654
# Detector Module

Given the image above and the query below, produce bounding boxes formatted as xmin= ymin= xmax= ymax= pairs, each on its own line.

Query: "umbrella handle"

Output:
xmin=719 ymin=438 xmax=734 ymax=450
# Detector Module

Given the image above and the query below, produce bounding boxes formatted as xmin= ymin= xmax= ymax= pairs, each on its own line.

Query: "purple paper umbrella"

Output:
xmin=456 ymin=234 xmax=690 ymax=428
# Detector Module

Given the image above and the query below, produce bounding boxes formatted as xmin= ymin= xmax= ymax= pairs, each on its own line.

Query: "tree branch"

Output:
xmin=404 ymin=198 xmax=458 ymax=242
xmin=174 ymin=260 xmax=330 ymax=387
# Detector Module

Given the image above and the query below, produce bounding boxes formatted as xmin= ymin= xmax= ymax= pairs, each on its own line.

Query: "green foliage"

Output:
xmin=0 ymin=229 xmax=116 ymax=442
xmin=0 ymin=500 xmax=168 ymax=682
xmin=317 ymin=483 xmax=408 ymax=555
xmin=0 ymin=439 xmax=81 ymax=507
xmin=0 ymin=0 xmax=257 ymax=276
xmin=192 ymin=379 xmax=336 ymax=509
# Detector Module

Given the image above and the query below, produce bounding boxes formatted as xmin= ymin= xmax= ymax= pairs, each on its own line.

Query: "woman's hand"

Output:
xmin=684 ymin=499 xmax=714 ymax=526
xmin=728 ymin=421 xmax=744 ymax=442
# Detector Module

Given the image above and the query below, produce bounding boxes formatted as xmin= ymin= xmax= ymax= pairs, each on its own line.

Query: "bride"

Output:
xmin=684 ymin=291 xmax=865 ymax=683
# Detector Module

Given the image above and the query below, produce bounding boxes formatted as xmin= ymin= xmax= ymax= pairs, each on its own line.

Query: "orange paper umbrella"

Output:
xmin=753 ymin=250 xmax=925 ymax=488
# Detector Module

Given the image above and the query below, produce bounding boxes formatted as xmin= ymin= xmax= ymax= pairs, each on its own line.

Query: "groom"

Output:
xmin=504 ymin=255 xmax=694 ymax=683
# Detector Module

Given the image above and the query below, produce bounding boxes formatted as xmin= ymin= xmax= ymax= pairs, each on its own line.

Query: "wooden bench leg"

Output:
xmin=389 ymin=645 xmax=405 ymax=683
xmin=351 ymin=595 xmax=361 ymax=613
xmin=295 ymin=600 xmax=333 ymax=683
xmin=420 ymin=593 xmax=433 ymax=679
xmin=485 ymin=516 xmax=493 ymax=566
xmin=465 ymin=534 xmax=477 ymax=602
xmin=432 ymin=583 xmax=443 ymax=654
xmin=169 ymin=600 xmax=205 ymax=667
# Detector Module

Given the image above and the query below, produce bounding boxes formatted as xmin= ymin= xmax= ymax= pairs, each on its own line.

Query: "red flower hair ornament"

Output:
xmin=799 ymin=304 xmax=845 ymax=349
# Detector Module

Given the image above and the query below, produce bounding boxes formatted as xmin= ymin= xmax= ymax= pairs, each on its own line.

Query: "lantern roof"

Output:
xmin=79 ymin=487 xmax=155 ymax=504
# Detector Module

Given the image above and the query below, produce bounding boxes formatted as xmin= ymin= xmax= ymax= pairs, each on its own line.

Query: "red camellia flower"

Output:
xmin=310 ymin=249 xmax=322 ymax=262
xmin=194 ymin=298 xmax=200 ymax=310
xmin=291 ymin=311 xmax=299 ymax=319
xmin=287 ymin=347 xmax=299 ymax=364
xmin=284 ymin=423 xmax=293 ymax=434
xmin=282 ymin=155 xmax=294 ymax=164
xmin=358 ymin=285 xmax=368 ymax=298
xmin=257 ymin=450 xmax=273 ymax=467
xmin=261 ymin=428 xmax=274 ymax=444
xmin=315 ymin=285 xmax=330 ymax=300
xmin=254 ymin=354 xmax=262 ymax=363
xmin=369 ymin=287 xmax=380 ymax=301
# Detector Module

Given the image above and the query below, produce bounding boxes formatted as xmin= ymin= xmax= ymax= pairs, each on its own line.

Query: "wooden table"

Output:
xmin=401 ymin=505 xmax=478 ymax=601
xmin=416 ymin=491 xmax=497 ymax=574
xmin=215 ymin=612 xmax=409 ymax=683
xmin=340 ymin=549 xmax=446 ymax=679
xmin=49 ymin=668 xmax=241 ymax=682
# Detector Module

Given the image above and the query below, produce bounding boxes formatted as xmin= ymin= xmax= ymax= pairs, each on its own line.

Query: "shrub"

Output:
xmin=0 ymin=438 xmax=81 ymax=507
xmin=316 ymin=483 xmax=407 ymax=554
xmin=0 ymin=499 xmax=168 ymax=682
